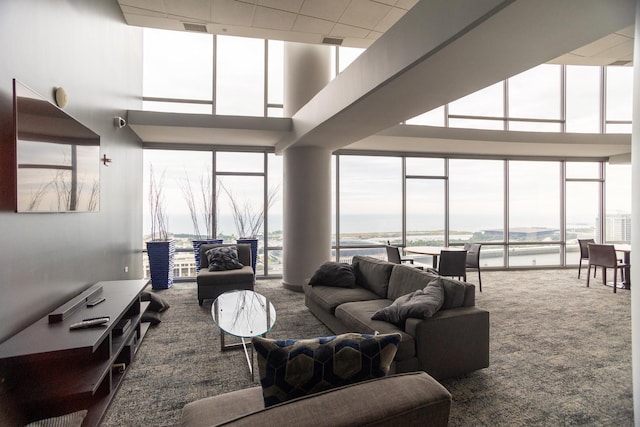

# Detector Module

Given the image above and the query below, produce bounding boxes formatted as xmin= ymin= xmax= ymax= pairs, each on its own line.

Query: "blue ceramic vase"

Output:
xmin=146 ymin=240 xmax=176 ymax=289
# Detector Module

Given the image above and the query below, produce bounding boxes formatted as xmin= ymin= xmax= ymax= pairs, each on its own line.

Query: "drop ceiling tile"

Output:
xmin=375 ymin=0 xmax=397 ymax=5
xmin=394 ymin=0 xmax=419 ymax=10
xmin=374 ymin=6 xmax=405 ymax=32
xmin=367 ymin=30 xmax=383 ymax=40
xmin=253 ymin=5 xmax=297 ymax=31
xmin=339 ymin=0 xmax=391 ymax=30
xmin=596 ymin=41 xmax=634 ymax=61
xmin=572 ymin=33 xmax=631 ymax=58
xmin=292 ymin=14 xmax=335 ymax=35
xmin=299 ymin=0 xmax=350 ymax=22
xmin=258 ymin=0 xmax=304 ymax=13
xmin=120 ymin=4 xmax=168 ymax=18
xmin=330 ymin=23 xmax=370 ymax=38
xmin=211 ymin=0 xmax=255 ymax=26
xmin=616 ymin=25 xmax=635 ymax=38
xmin=123 ymin=13 xmax=185 ymax=31
xmin=165 ymin=0 xmax=210 ymax=21
xmin=118 ymin=0 xmax=166 ymax=12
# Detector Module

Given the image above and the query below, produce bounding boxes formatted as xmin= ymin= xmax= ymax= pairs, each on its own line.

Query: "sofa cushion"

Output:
xmin=440 ymin=277 xmax=467 ymax=309
xmin=387 ymin=264 xmax=440 ymax=301
xmin=371 ymin=278 xmax=445 ymax=326
xmin=206 ymin=246 xmax=244 ymax=271
xmin=308 ymin=262 xmax=356 ymax=288
xmin=351 ymin=256 xmax=395 ymax=298
xmin=303 ymin=282 xmax=381 ymax=314
xmin=252 ymin=333 xmax=401 ymax=407
xmin=334 ymin=300 xmax=416 ymax=361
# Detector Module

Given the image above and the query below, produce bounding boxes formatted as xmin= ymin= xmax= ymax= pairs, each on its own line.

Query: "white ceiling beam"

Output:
xmin=275 ymin=0 xmax=636 ymax=154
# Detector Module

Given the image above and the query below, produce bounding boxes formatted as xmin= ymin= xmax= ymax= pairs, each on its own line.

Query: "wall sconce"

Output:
xmin=55 ymin=87 xmax=68 ymax=108
xmin=114 ymin=116 xmax=127 ymax=129
xmin=102 ymin=154 xmax=112 ymax=166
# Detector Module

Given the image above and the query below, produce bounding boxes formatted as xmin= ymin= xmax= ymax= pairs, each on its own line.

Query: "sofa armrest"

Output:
xmin=405 ymin=307 xmax=490 ymax=380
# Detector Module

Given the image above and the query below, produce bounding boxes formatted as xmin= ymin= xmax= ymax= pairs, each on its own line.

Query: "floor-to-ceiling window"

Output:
xmin=507 ymin=161 xmax=561 ymax=267
xmin=565 ymin=162 xmax=602 ymax=264
xmin=143 ymin=149 xmax=282 ymax=280
xmin=335 ymin=155 xmax=402 ymax=262
xmin=449 ymin=159 xmax=505 ymax=267
xmin=333 ymin=154 xmax=627 ymax=269
xmin=405 ymin=158 xmax=446 ymax=263
xmin=143 ymin=150 xmax=214 ymax=279
xmin=605 ymin=163 xmax=632 ymax=243
xmin=140 ymin=31 xmax=631 ymax=275
xmin=142 ymin=28 xmax=213 ymax=113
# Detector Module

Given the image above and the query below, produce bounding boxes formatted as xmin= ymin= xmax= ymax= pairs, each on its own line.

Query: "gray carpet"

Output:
xmin=101 ymin=269 xmax=632 ymax=426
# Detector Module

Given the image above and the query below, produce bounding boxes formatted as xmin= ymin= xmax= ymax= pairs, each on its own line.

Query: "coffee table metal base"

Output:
xmin=212 ymin=290 xmax=276 ymax=382
xmin=220 ymin=331 xmax=257 ymax=381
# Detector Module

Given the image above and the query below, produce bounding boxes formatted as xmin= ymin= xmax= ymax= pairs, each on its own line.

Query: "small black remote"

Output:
xmin=87 ymin=297 xmax=105 ymax=307
xmin=69 ymin=317 xmax=109 ymax=330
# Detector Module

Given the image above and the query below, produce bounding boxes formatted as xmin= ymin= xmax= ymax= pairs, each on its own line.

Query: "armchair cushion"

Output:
xmin=371 ymin=278 xmax=445 ymax=326
xmin=206 ymin=246 xmax=244 ymax=271
xmin=252 ymin=332 xmax=401 ymax=408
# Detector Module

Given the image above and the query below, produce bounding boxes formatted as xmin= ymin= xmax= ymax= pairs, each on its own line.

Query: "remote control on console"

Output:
xmin=69 ymin=317 xmax=110 ymax=330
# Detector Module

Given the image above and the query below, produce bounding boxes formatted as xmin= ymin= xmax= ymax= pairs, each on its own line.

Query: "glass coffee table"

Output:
xmin=212 ymin=290 xmax=276 ymax=380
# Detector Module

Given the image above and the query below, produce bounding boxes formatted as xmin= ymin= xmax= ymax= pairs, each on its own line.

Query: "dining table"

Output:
xmin=404 ymin=246 xmax=467 ymax=268
xmin=614 ymin=244 xmax=631 ymax=289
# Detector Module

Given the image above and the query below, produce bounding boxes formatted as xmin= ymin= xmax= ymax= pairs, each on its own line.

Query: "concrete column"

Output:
xmin=284 ymin=42 xmax=332 ymax=116
xmin=282 ymin=146 xmax=332 ymax=291
xmin=281 ymin=42 xmax=333 ymax=291
xmin=631 ymin=1 xmax=640 ymax=423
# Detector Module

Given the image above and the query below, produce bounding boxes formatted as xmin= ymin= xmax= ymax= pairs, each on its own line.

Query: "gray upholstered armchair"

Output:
xmin=197 ymin=243 xmax=255 ymax=306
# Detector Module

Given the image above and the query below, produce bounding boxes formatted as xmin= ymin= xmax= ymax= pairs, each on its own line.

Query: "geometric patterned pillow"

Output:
xmin=25 ymin=410 xmax=88 ymax=427
xmin=252 ymin=332 xmax=401 ymax=407
xmin=205 ymin=246 xmax=244 ymax=271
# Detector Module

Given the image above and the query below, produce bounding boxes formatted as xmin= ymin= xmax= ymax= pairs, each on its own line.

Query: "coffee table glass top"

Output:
xmin=212 ymin=290 xmax=276 ymax=338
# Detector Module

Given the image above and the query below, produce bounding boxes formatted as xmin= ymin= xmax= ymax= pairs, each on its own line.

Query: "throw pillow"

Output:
xmin=141 ymin=311 xmax=161 ymax=325
xmin=206 ymin=246 xmax=244 ymax=271
xmin=141 ymin=291 xmax=170 ymax=312
xmin=252 ymin=332 xmax=401 ymax=407
xmin=308 ymin=262 xmax=356 ymax=288
xmin=25 ymin=410 xmax=87 ymax=427
xmin=371 ymin=277 xmax=445 ymax=326
xmin=440 ymin=277 xmax=467 ymax=309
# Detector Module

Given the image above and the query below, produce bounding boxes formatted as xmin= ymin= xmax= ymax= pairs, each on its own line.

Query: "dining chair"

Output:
xmin=434 ymin=250 xmax=467 ymax=282
xmin=463 ymin=243 xmax=482 ymax=292
xmin=586 ymin=243 xmax=629 ymax=293
xmin=385 ymin=241 xmax=414 ymax=264
xmin=577 ymin=238 xmax=595 ymax=279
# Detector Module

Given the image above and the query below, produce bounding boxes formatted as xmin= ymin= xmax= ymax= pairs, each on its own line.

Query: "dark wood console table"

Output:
xmin=0 ymin=279 xmax=150 ymax=426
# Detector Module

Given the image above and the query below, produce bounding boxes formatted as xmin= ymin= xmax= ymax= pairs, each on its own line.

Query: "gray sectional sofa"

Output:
xmin=303 ymin=255 xmax=490 ymax=380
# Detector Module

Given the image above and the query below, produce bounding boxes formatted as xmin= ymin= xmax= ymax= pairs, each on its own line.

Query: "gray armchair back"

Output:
xmin=197 ymin=243 xmax=255 ymax=306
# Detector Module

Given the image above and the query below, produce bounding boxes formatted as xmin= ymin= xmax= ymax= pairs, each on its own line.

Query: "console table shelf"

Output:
xmin=0 ymin=279 xmax=150 ymax=426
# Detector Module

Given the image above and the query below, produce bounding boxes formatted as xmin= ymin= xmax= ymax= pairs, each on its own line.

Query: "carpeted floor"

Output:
xmin=101 ymin=269 xmax=633 ymax=426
